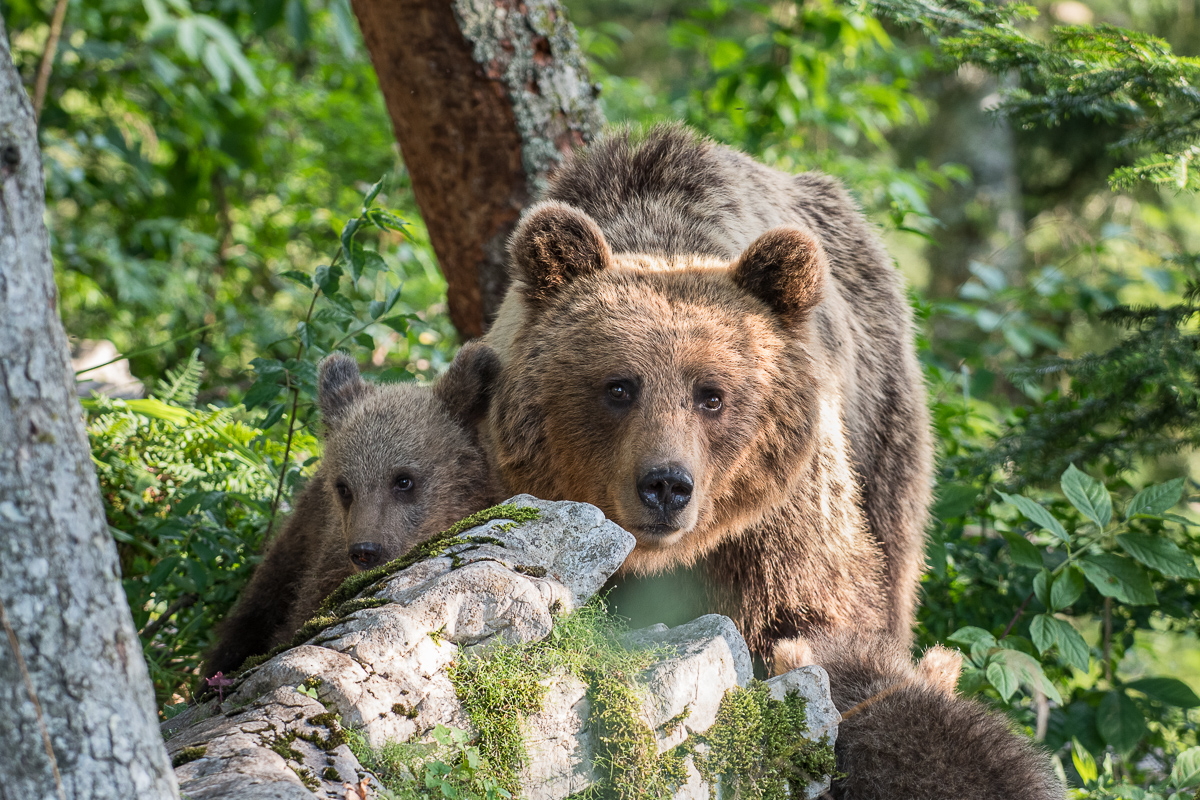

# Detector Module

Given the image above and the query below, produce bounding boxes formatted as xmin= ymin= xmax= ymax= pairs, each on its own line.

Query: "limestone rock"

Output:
xmin=163 ymin=496 xmax=840 ymax=799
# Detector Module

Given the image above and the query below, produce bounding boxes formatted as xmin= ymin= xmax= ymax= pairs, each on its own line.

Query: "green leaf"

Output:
xmin=933 ymin=483 xmax=978 ymax=520
xmin=279 ymin=270 xmax=313 ymax=289
xmin=360 ymin=250 xmax=387 ymax=276
xmin=1116 ymin=533 xmax=1200 ymax=579
xmin=354 ymin=333 xmax=375 ymax=350
xmin=314 ymin=264 xmax=343 ymax=297
xmin=1126 ymin=678 xmax=1200 ymax=709
xmin=1170 ymin=747 xmax=1200 ymax=788
xmin=997 ymin=491 xmax=1069 ymax=543
xmin=368 ymin=299 xmax=385 ymax=319
xmin=346 ymin=240 xmax=366 ymax=282
xmin=381 ymin=314 xmax=415 ymax=334
xmin=1079 ymin=553 xmax=1157 ymax=605
xmin=340 ymin=217 xmax=362 ymax=257
xmin=285 ymin=0 xmax=310 ymax=44
xmin=989 ymin=649 xmax=1063 ymax=704
xmin=362 ymin=178 xmax=384 ymax=210
xmin=1030 ymin=614 xmax=1089 ymax=672
xmin=1029 ymin=613 xmax=1055 ymax=655
xmin=1049 ymin=566 xmax=1086 ymax=611
xmin=1126 ymin=478 xmax=1186 ymax=519
xmin=1097 ymin=691 xmax=1146 ymax=752
xmin=1001 ymin=530 xmax=1043 ymax=568
xmin=259 ymin=402 xmax=286 ymax=431
xmin=986 ymin=660 xmax=1018 ymax=702
xmin=1072 ymin=739 xmax=1098 ymax=785
xmin=1061 ymin=464 xmax=1112 ymax=528
xmin=242 ymin=378 xmax=282 ymax=411
xmin=1033 ymin=569 xmax=1051 ymax=609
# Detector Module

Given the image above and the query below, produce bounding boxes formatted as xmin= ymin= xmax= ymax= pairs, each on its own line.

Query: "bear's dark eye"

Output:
xmin=392 ymin=472 xmax=415 ymax=499
xmin=605 ymin=380 xmax=637 ymax=406
xmin=335 ymin=480 xmax=353 ymax=505
xmin=702 ymin=393 xmax=723 ymax=411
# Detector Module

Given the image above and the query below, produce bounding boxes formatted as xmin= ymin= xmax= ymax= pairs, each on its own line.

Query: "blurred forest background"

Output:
xmin=3 ymin=0 xmax=1200 ymax=795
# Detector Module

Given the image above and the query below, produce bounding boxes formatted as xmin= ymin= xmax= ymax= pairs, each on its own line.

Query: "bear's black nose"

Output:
xmin=637 ymin=467 xmax=694 ymax=514
xmin=349 ymin=541 xmax=384 ymax=569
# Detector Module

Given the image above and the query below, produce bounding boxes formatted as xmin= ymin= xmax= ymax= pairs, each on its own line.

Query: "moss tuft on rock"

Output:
xmin=171 ymin=745 xmax=207 ymax=767
xmin=696 ymin=681 xmax=840 ymax=796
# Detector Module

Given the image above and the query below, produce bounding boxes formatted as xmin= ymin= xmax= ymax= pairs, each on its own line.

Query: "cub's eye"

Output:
xmin=392 ymin=473 xmax=415 ymax=496
xmin=335 ymin=481 xmax=353 ymax=504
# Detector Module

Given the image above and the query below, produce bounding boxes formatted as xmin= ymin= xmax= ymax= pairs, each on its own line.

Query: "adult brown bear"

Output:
xmin=486 ymin=124 xmax=933 ymax=655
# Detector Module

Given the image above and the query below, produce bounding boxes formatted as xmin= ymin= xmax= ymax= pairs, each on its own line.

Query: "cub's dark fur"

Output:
xmin=774 ymin=632 xmax=1064 ymax=800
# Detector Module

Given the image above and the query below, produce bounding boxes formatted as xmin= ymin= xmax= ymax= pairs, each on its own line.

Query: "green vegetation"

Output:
xmin=348 ymin=724 xmax=513 ymax=800
xmin=695 ymin=682 xmax=840 ymax=798
xmin=9 ymin=0 xmax=1200 ymax=793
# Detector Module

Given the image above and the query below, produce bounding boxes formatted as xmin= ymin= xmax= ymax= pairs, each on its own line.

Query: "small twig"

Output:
xmin=1000 ymin=589 xmax=1036 ymax=640
xmin=1103 ymin=597 xmax=1113 ymax=683
xmin=0 ymin=595 xmax=67 ymax=800
xmin=138 ymin=593 xmax=198 ymax=641
xmin=263 ymin=287 xmax=323 ymax=541
xmin=32 ymin=0 xmax=71 ymax=121
xmin=74 ymin=323 xmax=216 ymax=377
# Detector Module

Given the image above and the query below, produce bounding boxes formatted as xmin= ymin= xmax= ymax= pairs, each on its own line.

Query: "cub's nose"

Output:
xmin=637 ymin=467 xmax=694 ymax=514
xmin=348 ymin=541 xmax=384 ymax=570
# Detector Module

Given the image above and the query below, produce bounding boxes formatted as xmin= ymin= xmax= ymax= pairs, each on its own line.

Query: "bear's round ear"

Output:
xmin=433 ymin=340 xmax=501 ymax=426
xmin=318 ymin=353 xmax=374 ymax=430
xmin=731 ymin=227 xmax=827 ymax=324
xmin=508 ymin=201 xmax=613 ymax=305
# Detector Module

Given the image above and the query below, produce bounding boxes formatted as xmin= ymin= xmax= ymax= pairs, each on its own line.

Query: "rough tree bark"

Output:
xmin=0 ymin=18 xmax=180 ymax=800
xmin=349 ymin=0 xmax=605 ymax=338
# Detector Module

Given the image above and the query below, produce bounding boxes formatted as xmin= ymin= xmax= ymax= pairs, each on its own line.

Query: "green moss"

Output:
xmin=270 ymin=731 xmax=303 ymax=761
xmin=447 ymin=598 xmax=664 ymax=796
xmin=587 ymin=666 xmax=689 ymax=799
xmin=393 ymin=702 xmax=419 ymax=719
xmin=171 ymin=745 xmax=207 ymax=767
xmin=292 ymin=765 xmax=320 ymax=790
xmin=515 ymin=564 xmax=547 ymax=578
xmin=661 ymin=706 xmax=691 ymax=738
xmin=302 ymin=710 xmax=350 ymax=750
xmin=322 ymin=766 xmax=342 ymax=781
xmin=695 ymin=681 xmax=840 ymax=798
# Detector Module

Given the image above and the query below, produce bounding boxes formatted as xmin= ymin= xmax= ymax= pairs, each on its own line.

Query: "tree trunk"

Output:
xmin=350 ymin=0 xmax=604 ymax=338
xmin=0 ymin=18 xmax=180 ymax=800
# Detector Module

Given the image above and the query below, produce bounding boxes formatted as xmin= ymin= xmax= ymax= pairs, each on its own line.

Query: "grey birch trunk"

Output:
xmin=349 ymin=0 xmax=604 ymax=338
xmin=0 ymin=18 xmax=180 ymax=800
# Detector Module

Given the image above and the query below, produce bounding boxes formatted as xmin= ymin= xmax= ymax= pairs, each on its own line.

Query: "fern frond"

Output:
xmin=153 ymin=348 xmax=204 ymax=406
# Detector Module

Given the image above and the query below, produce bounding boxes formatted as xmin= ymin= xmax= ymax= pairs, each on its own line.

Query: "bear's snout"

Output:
xmin=636 ymin=466 xmax=694 ymax=522
xmin=348 ymin=541 xmax=384 ymax=569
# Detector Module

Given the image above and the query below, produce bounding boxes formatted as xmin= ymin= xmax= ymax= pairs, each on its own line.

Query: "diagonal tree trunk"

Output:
xmin=0 ymin=17 xmax=180 ymax=800
xmin=350 ymin=0 xmax=604 ymax=338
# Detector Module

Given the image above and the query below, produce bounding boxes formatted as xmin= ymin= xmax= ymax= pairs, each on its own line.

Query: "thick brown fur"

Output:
xmin=203 ymin=343 xmax=502 ymax=678
xmin=485 ymin=125 xmax=933 ymax=653
xmin=773 ymin=631 xmax=1065 ymax=800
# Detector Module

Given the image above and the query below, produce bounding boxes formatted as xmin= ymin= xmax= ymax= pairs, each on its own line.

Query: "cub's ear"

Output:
xmin=318 ymin=353 xmax=373 ymax=430
xmin=731 ymin=227 xmax=827 ymax=323
xmin=508 ymin=201 xmax=613 ymax=305
xmin=433 ymin=340 xmax=501 ymax=426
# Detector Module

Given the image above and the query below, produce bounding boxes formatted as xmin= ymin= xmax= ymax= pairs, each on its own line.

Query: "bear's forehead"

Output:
xmin=324 ymin=387 xmax=472 ymax=475
xmin=534 ymin=267 xmax=785 ymax=366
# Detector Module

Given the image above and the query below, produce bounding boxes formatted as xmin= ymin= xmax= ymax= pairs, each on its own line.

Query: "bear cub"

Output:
xmin=203 ymin=343 xmax=501 ymax=678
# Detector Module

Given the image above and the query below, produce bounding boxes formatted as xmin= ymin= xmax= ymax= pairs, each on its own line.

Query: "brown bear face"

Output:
xmin=493 ymin=203 xmax=831 ymax=573
xmin=317 ymin=344 xmax=499 ymax=570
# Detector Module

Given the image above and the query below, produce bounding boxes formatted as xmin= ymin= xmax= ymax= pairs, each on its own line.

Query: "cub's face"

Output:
xmin=317 ymin=344 xmax=499 ymax=571
xmin=493 ymin=202 xmax=827 ymax=572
